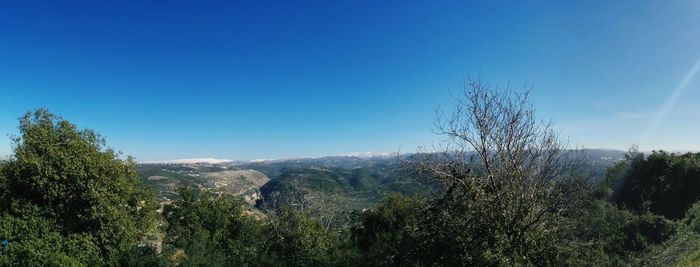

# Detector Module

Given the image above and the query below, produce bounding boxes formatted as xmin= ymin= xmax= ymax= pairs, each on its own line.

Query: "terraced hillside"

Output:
xmin=137 ymin=164 xmax=269 ymax=204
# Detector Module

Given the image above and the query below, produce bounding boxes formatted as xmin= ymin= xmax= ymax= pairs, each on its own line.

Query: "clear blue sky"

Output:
xmin=2 ymin=1 xmax=699 ymax=161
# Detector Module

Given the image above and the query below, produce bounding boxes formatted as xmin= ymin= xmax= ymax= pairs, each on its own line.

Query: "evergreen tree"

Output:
xmin=0 ymin=109 xmax=158 ymax=265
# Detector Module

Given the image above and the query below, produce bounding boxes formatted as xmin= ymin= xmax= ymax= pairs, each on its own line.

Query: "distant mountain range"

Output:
xmin=136 ymin=152 xmax=437 ymax=213
xmin=139 ymin=149 xmax=627 ymax=166
xmin=136 ymin=148 xmax=634 ymax=213
xmin=139 ymin=151 xmax=398 ymax=165
xmin=141 ymin=158 xmax=235 ymax=164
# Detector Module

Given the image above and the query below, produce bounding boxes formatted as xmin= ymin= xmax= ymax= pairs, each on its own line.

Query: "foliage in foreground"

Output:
xmin=609 ymin=150 xmax=700 ymax=219
xmin=2 ymin=96 xmax=700 ymax=266
xmin=160 ymin=185 xmax=358 ymax=266
xmin=0 ymin=109 xmax=157 ymax=265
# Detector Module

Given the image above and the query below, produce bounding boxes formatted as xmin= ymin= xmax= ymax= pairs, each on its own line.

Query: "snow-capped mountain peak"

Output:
xmin=141 ymin=158 xmax=232 ymax=164
xmin=339 ymin=151 xmax=394 ymax=158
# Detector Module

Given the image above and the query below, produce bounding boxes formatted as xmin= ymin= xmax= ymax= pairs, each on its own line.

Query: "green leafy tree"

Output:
xmin=564 ymin=200 xmax=675 ymax=266
xmin=0 ymin=109 xmax=158 ymax=265
xmin=351 ymin=195 xmax=425 ymax=266
xmin=611 ymin=150 xmax=700 ymax=219
xmin=264 ymin=204 xmax=355 ymax=266
xmin=0 ymin=210 xmax=102 ymax=266
xmin=162 ymin=185 xmax=266 ymax=266
xmin=633 ymin=201 xmax=700 ymax=266
xmin=117 ymin=245 xmax=167 ymax=267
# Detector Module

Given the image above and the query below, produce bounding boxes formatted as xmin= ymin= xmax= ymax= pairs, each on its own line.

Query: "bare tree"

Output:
xmin=413 ymin=77 xmax=589 ymax=262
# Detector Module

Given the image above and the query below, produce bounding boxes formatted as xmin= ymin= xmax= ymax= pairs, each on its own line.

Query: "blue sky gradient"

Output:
xmin=2 ymin=1 xmax=699 ymax=161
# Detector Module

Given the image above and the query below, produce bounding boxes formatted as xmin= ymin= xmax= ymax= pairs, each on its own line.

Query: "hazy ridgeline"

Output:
xmin=1 ymin=81 xmax=700 ymax=266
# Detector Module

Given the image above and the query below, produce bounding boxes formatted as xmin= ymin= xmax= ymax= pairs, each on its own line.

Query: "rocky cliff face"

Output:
xmin=202 ymin=170 xmax=269 ymax=204
xmin=138 ymin=164 xmax=271 ymax=204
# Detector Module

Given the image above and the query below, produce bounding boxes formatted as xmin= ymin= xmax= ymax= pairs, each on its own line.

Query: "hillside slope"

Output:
xmin=258 ymin=165 xmax=441 ymax=212
xmin=137 ymin=164 xmax=270 ymax=204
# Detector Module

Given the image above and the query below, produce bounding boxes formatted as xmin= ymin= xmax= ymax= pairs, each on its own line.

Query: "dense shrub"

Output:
xmin=352 ymin=195 xmax=426 ymax=265
xmin=0 ymin=110 xmax=157 ymax=265
xmin=611 ymin=151 xmax=700 ymax=219
xmin=162 ymin=185 xmax=266 ymax=266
